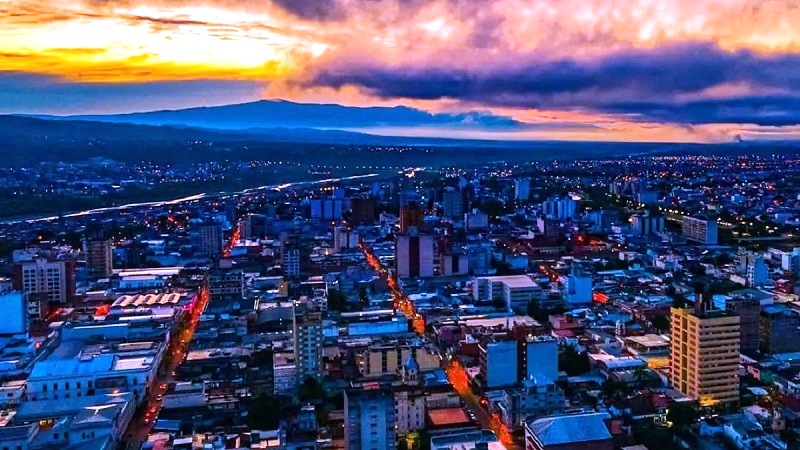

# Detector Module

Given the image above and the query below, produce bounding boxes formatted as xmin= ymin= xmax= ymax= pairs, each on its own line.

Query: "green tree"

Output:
xmin=299 ymin=376 xmax=326 ymax=402
xmin=651 ymin=314 xmax=669 ymax=333
xmin=397 ymin=438 xmax=409 ymax=450
xmin=667 ymin=402 xmax=699 ymax=432
xmin=671 ymin=294 xmax=688 ymax=309
xmin=558 ymin=344 xmax=591 ymax=376
xmin=248 ymin=393 xmax=283 ymax=429
xmin=632 ymin=366 xmax=649 ymax=389
xmin=327 ymin=289 xmax=349 ymax=312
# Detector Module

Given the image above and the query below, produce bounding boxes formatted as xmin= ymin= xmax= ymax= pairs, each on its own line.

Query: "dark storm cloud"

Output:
xmin=308 ymin=42 xmax=800 ymax=124
xmin=269 ymin=0 xmax=347 ymax=21
xmin=603 ymin=96 xmax=800 ymax=126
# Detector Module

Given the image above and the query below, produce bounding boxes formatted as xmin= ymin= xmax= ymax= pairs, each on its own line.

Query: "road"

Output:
xmin=360 ymin=243 xmax=425 ymax=334
xmin=123 ymin=288 xmax=210 ymax=447
xmin=360 ymin=242 xmax=521 ymax=449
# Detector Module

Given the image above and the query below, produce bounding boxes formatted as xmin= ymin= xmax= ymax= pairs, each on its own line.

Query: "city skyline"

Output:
xmin=4 ymin=0 xmax=800 ymax=142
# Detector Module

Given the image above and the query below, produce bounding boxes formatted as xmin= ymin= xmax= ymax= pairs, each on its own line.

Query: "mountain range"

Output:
xmin=31 ymin=99 xmax=526 ymax=132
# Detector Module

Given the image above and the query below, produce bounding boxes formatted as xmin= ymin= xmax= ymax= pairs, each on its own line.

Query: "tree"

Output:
xmin=667 ymin=402 xmax=699 ymax=432
xmin=632 ymin=366 xmax=649 ymax=389
xmin=558 ymin=344 xmax=591 ymax=376
xmin=327 ymin=289 xmax=349 ymax=312
xmin=671 ymin=294 xmax=688 ymax=309
xmin=299 ymin=376 xmax=326 ymax=402
xmin=651 ymin=314 xmax=669 ymax=333
xmin=248 ymin=393 xmax=283 ymax=429
xmin=397 ymin=439 xmax=409 ymax=450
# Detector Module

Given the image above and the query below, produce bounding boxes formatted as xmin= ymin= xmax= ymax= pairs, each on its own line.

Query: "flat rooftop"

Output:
xmin=478 ymin=275 xmax=537 ymax=289
xmin=427 ymin=407 xmax=471 ymax=426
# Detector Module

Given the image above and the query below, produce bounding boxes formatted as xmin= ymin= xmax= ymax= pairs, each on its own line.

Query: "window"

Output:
xmin=53 ymin=383 xmax=57 ymax=391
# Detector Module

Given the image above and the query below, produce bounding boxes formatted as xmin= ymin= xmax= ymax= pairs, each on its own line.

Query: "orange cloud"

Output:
xmin=3 ymin=0 xmax=800 ymax=142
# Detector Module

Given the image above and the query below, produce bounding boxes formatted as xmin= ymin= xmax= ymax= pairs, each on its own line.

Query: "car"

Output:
xmin=148 ymin=406 xmax=157 ymax=415
xmin=156 ymin=394 xmax=163 ymax=401
xmin=160 ymin=383 xmax=168 ymax=391
xmin=144 ymin=417 xmax=152 ymax=424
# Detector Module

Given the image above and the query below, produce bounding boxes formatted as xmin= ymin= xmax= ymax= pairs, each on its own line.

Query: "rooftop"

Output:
xmin=528 ymin=412 xmax=612 ymax=446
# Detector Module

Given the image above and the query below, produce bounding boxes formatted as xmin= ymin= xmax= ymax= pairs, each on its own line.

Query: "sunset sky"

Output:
xmin=4 ymin=0 xmax=800 ymax=142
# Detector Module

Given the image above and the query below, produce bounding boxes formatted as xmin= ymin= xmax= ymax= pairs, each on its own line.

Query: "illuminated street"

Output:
xmin=123 ymin=288 xmax=210 ymax=446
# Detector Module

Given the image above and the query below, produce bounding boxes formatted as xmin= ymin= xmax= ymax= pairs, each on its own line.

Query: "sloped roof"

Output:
xmin=529 ymin=413 xmax=612 ymax=446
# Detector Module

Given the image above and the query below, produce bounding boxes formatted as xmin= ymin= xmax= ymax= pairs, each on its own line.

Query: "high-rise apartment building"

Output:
xmin=344 ymin=381 xmax=396 ymax=450
xmin=198 ymin=221 xmax=223 ymax=257
xmin=399 ymin=203 xmax=424 ymax=233
xmin=13 ymin=258 xmax=76 ymax=304
xmin=84 ymin=238 xmax=113 ymax=279
xmin=725 ymin=295 xmax=760 ymax=356
xmin=293 ymin=308 xmax=323 ymax=382
xmin=442 ymin=187 xmax=463 ymax=218
xmin=349 ymin=196 xmax=376 ymax=224
xmin=682 ymin=215 xmax=718 ymax=244
xmin=670 ymin=300 xmax=740 ymax=407
xmin=479 ymin=338 xmax=519 ymax=390
xmin=395 ymin=233 xmax=435 ymax=279
xmin=760 ymin=304 xmax=800 ymax=354
xmin=515 ymin=179 xmax=531 ymax=201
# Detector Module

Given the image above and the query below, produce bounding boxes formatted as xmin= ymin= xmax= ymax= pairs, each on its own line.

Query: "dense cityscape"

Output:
xmin=6 ymin=0 xmax=800 ymax=449
xmin=0 ymin=150 xmax=799 ymax=449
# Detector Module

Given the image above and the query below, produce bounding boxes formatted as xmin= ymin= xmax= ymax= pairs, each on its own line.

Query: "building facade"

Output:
xmin=13 ymin=258 xmax=76 ymax=304
xmin=84 ymin=239 xmax=113 ymax=279
xmin=670 ymin=307 xmax=740 ymax=407
xmin=344 ymin=382 xmax=396 ymax=450
xmin=395 ymin=233 xmax=435 ymax=279
xmin=682 ymin=215 xmax=718 ymax=244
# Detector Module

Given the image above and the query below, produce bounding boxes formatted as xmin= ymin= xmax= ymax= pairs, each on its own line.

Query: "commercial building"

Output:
xmin=565 ymin=264 xmax=593 ymax=305
xmin=670 ymin=302 xmax=740 ymax=407
xmin=524 ymin=336 xmax=559 ymax=382
xmin=760 ymin=304 xmax=800 ymax=354
xmin=0 ymin=292 xmax=27 ymax=335
xmin=310 ymin=198 xmax=344 ymax=220
xmin=399 ymin=203 xmax=424 ymax=233
xmin=524 ymin=412 xmax=613 ymax=450
xmin=198 ymin=221 xmax=223 ymax=257
xmin=84 ymin=238 xmax=113 ymax=279
xmin=334 ymin=226 xmax=361 ymax=253
xmin=724 ymin=295 xmax=760 ymax=356
xmin=464 ymin=209 xmax=489 ymax=230
xmin=442 ymin=187 xmax=464 ymax=218
xmin=344 ymin=381 xmax=396 ymax=450
xmin=349 ymin=195 xmax=376 ymax=224
xmin=682 ymin=215 xmax=718 ymax=244
xmin=208 ymin=267 xmax=244 ymax=299
xmin=395 ymin=233 xmax=435 ymax=279
xmin=284 ymin=248 xmax=301 ymax=278
xmin=630 ymin=211 xmax=664 ymax=236
xmin=473 ymin=275 xmax=540 ymax=311
xmin=497 ymin=377 xmax=565 ymax=431
xmin=13 ymin=257 xmax=76 ymax=304
xmin=479 ymin=339 xmax=519 ymax=390
xmin=359 ymin=342 xmax=441 ymax=377
xmin=543 ymin=196 xmax=577 ymax=221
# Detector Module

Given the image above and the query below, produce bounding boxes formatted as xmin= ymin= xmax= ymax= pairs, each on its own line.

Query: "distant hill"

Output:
xmin=3 ymin=114 xmax=800 ymax=168
xmin=35 ymin=99 xmax=525 ymax=131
